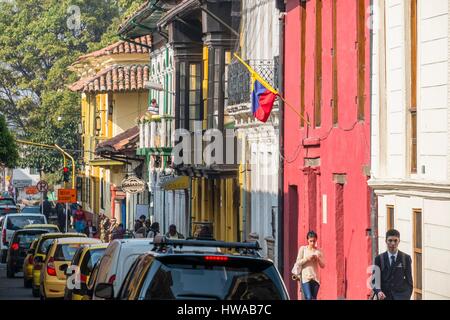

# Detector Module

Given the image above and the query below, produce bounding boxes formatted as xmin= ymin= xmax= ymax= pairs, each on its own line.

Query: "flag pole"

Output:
xmin=233 ymin=53 xmax=310 ymax=126
xmin=276 ymin=95 xmax=310 ymax=126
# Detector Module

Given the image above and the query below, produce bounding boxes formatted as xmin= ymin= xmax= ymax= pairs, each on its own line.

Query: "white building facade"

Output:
xmin=139 ymin=43 xmax=189 ymax=236
xmin=226 ymin=0 xmax=281 ymax=265
xmin=369 ymin=0 xmax=450 ymax=299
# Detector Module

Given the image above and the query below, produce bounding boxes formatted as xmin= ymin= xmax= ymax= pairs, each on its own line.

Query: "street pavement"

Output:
xmin=0 ymin=263 xmax=37 ymax=300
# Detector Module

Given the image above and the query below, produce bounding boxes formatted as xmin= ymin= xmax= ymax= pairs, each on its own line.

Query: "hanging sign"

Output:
xmin=121 ymin=176 xmax=146 ymax=194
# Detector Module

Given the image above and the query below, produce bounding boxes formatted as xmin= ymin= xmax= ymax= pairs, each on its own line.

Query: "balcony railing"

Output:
xmin=139 ymin=115 xmax=174 ymax=151
xmin=227 ymin=57 xmax=279 ymax=106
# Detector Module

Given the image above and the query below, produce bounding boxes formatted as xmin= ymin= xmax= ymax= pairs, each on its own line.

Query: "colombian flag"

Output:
xmin=251 ymin=76 xmax=278 ymax=123
xmin=233 ymin=53 xmax=279 ymax=123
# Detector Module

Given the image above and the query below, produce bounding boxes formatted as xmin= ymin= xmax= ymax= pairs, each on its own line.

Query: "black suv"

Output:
xmin=94 ymin=237 xmax=289 ymax=300
xmin=0 ymin=197 xmax=18 ymax=216
xmin=6 ymin=228 xmax=50 ymax=278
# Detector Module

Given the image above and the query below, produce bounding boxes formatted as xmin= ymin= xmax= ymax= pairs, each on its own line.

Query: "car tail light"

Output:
xmin=2 ymin=229 xmax=6 ymax=244
xmin=80 ymin=274 xmax=87 ymax=283
xmin=28 ymin=255 xmax=34 ymax=265
xmin=108 ymin=275 xmax=116 ymax=284
xmin=11 ymin=243 xmax=19 ymax=251
xmin=204 ymin=256 xmax=229 ymax=262
xmin=47 ymin=257 xmax=57 ymax=276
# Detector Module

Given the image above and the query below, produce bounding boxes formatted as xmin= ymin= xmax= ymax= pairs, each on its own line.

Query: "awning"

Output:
xmin=89 ymin=159 xmax=125 ymax=167
xmin=157 ymin=0 xmax=200 ymax=28
xmin=96 ymin=126 xmax=140 ymax=155
xmin=160 ymin=175 xmax=190 ymax=190
xmin=118 ymin=0 xmax=180 ymax=38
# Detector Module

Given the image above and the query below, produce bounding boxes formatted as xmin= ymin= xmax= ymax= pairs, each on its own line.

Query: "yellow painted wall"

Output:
xmin=190 ymin=46 xmax=240 ymax=242
xmin=112 ymin=91 xmax=149 ymax=135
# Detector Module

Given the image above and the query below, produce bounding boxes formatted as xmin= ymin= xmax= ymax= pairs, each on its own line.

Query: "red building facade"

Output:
xmin=283 ymin=0 xmax=372 ymax=299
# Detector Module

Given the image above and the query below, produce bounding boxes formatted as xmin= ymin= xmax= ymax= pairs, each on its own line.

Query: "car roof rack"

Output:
xmin=152 ymin=236 xmax=262 ymax=256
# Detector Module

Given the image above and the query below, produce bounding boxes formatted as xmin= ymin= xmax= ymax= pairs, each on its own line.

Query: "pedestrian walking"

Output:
xmin=107 ymin=218 xmax=118 ymax=242
xmin=146 ymin=222 xmax=160 ymax=238
xmin=111 ymin=223 xmax=125 ymax=240
xmin=165 ymin=224 xmax=184 ymax=239
xmin=73 ymin=204 xmax=86 ymax=234
xmin=134 ymin=215 xmax=147 ymax=238
xmin=55 ymin=202 xmax=66 ymax=232
xmin=372 ymin=229 xmax=413 ymax=300
xmin=292 ymin=230 xmax=325 ymax=300
xmin=42 ymin=196 xmax=53 ymax=220
xmin=84 ymin=220 xmax=98 ymax=238
xmin=99 ymin=213 xmax=110 ymax=242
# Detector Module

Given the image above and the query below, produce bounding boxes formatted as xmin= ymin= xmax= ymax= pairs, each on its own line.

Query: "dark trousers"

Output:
xmin=301 ymin=280 xmax=320 ymax=300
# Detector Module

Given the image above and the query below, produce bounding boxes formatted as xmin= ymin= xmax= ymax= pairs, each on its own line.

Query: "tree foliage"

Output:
xmin=0 ymin=114 xmax=19 ymax=167
xmin=0 ymin=0 xmax=145 ymax=173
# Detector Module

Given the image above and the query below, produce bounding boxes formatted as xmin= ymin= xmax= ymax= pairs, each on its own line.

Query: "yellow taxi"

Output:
xmin=23 ymin=239 xmax=38 ymax=288
xmin=64 ymin=243 xmax=108 ymax=300
xmin=23 ymin=224 xmax=60 ymax=233
xmin=39 ymin=237 xmax=102 ymax=300
xmin=31 ymin=232 xmax=86 ymax=297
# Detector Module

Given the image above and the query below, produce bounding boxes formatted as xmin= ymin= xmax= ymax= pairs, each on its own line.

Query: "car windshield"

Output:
xmin=7 ymin=216 xmax=46 ymax=230
xmin=21 ymin=207 xmax=41 ymax=214
xmin=54 ymin=243 xmax=84 ymax=261
xmin=16 ymin=231 xmax=48 ymax=248
xmin=0 ymin=199 xmax=15 ymax=206
xmin=38 ymin=238 xmax=56 ymax=254
xmin=80 ymin=248 xmax=106 ymax=275
xmin=142 ymin=257 xmax=288 ymax=300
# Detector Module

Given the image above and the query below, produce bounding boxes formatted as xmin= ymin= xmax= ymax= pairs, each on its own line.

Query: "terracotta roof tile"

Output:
xmin=68 ymin=65 xmax=149 ymax=93
xmin=96 ymin=126 xmax=140 ymax=154
xmin=75 ymin=35 xmax=151 ymax=62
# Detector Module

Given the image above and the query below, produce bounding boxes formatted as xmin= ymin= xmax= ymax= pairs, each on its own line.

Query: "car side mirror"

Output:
xmin=94 ymin=283 xmax=114 ymax=300
xmin=59 ymin=264 xmax=69 ymax=272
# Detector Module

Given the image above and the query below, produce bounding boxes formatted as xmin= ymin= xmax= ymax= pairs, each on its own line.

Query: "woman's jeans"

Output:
xmin=301 ymin=280 xmax=320 ymax=300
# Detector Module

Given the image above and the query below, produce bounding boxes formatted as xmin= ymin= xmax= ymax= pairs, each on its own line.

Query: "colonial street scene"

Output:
xmin=0 ymin=0 xmax=449 ymax=301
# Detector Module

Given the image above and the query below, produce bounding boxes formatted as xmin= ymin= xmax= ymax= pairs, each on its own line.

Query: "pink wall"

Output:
xmin=283 ymin=0 xmax=372 ymax=300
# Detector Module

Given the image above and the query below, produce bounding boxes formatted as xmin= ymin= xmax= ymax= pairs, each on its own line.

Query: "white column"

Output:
xmin=150 ymin=121 xmax=156 ymax=148
xmin=139 ymin=123 xmax=144 ymax=149
xmin=144 ymin=122 xmax=151 ymax=148
xmin=161 ymin=119 xmax=167 ymax=148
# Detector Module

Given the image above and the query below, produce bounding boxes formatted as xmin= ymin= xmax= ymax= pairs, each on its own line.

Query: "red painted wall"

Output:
xmin=283 ymin=0 xmax=372 ymax=300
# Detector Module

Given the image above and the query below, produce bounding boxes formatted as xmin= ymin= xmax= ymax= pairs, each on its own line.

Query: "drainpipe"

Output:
xmin=369 ymin=0 xmax=378 ymax=263
xmin=277 ymin=9 xmax=286 ymax=272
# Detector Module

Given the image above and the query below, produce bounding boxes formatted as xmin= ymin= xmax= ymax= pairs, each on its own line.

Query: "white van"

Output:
xmin=0 ymin=214 xmax=47 ymax=263
xmin=92 ymin=239 xmax=153 ymax=300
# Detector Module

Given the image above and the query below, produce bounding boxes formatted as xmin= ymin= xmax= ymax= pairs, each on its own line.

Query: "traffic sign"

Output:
xmin=36 ymin=180 xmax=49 ymax=193
xmin=25 ymin=186 xmax=39 ymax=195
xmin=57 ymin=189 xmax=76 ymax=203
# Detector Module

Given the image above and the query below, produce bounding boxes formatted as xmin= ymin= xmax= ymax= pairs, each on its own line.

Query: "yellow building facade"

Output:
xmin=70 ymin=37 xmax=151 ymax=225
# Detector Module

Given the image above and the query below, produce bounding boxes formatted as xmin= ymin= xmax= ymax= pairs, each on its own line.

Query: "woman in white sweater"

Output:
xmin=294 ymin=231 xmax=325 ymax=300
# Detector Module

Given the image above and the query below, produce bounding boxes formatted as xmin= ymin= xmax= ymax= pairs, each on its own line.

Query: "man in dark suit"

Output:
xmin=373 ymin=229 xmax=413 ymax=300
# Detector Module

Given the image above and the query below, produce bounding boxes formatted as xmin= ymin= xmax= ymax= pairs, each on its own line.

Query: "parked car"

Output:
xmin=64 ymin=243 xmax=108 ymax=300
xmin=6 ymin=228 xmax=50 ymax=278
xmin=23 ymin=239 xmax=39 ymax=288
xmin=23 ymin=224 xmax=60 ymax=233
xmin=94 ymin=237 xmax=289 ymax=300
xmin=31 ymin=232 xmax=86 ymax=297
xmin=21 ymin=206 xmax=41 ymax=214
xmin=39 ymin=237 xmax=101 ymax=299
xmin=0 ymin=213 xmax=47 ymax=263
xmin=0 ymin=197 xmax=18 ymax=216
xmin=84 ymin=260 xmax=102 ymax=300
xmin=91 ymin=239 xmax=154 ymax=300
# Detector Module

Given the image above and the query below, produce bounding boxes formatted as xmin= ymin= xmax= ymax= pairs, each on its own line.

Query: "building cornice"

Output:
xmin=368 ymin=178 xmax=450 ymax=200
